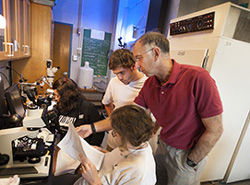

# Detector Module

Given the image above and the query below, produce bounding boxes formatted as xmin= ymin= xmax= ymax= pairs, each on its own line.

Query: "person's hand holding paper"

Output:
xmin=57 ymin=122 xmax=104 ymax=170
xmin=78 ymin=154 xmax=102 ymax=185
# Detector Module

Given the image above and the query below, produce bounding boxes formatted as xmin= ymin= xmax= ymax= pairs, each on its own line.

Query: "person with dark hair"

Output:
xmin=52 ymin=77 xmax=104 ymax=146
xmin=132 ymin=32 xmax=223 ymax=185
xmin=108 ymin=48 xmax=136 ymax=70
xmin=101 ymin=48 xmax=148 ymax=151
xmin=74 ymin=105 xmax=156 ymax=185
xmin=52 ymin=77 xmax=104 ymax=176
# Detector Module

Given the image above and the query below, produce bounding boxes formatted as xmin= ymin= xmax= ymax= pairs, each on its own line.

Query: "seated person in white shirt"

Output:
xmin=74 ymin=105 xmax=156 ymax=185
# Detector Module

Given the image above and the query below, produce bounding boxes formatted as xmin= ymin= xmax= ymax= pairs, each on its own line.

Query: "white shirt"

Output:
xmin=74 ymin=142 xmax=156 ymax=185
xmin=102 ymin=75 xmax=147 ymax=109
xmin=102 ymin=75 xmax=148 ymax=148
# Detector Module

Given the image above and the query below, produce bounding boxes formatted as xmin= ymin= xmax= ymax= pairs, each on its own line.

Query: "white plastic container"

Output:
xmin=77 ymin=62 xmax=94 ymax=89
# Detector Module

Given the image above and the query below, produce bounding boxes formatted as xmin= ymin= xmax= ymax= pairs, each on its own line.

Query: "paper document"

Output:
xmin=79 ymin=137 xmax=104 ymax=170
xmin=91 ymin=29 xmax=105 ymax=40
xmin=58 ymin=121 xmax=86 ymax=162
xmin=57 ymin=122 xmax=104 ymax=170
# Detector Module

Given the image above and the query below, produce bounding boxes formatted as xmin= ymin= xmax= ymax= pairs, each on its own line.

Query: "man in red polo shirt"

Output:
xmin=76 ymin=32 xmax=223 ymax=185
xmin=133 ymin=32 xmax=223 ymax=185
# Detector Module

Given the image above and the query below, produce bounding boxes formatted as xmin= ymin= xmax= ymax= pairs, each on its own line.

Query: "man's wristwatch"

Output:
xmin=187 ymin=158 xmax=197 ymax=167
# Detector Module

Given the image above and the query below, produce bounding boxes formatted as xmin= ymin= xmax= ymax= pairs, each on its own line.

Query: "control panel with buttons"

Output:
xmin=170 ymin=12 xmax=215 ymax=35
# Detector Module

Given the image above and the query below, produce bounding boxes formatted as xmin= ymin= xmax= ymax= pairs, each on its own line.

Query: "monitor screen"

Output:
xmin=5 ymin=83 xmax=26 ymax=119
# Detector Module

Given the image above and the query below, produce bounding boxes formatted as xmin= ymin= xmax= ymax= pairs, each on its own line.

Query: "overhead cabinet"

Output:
xmin=0 ymin=0 xmax=30 ymax=61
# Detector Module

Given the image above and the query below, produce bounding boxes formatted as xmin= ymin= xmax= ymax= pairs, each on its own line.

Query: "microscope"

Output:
xmin=0 ymin=110 xmax=54 ymax=178
xmin=0 ymin=61 xmax=58 ymax=178
xmin=46 ymin=59 xmax=60 ymax=87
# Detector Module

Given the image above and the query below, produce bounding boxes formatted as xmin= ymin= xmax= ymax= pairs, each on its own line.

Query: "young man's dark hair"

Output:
xmin=109 ymin=49 xmax=136 ymax=70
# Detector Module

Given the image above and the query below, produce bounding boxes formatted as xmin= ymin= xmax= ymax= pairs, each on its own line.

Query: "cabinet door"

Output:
xmin=19 ymin=0 xmax=24 ymax=56
xmin=0 ymin=0 xmax=30 ymax=61
xmin=0 ymin=0 xmax=6 ymax=58
xmin=0 ymin=0 xmax=18 ymax=58
xmin=23 ymin=0 xmax=30 ymax=56
xmin=5 ymin=0 xmax=18 ymax=57
xmin=19 ymin=0 xmax=30 ymax=57
xmin=0 ymin=0 xmax=11 ymax=59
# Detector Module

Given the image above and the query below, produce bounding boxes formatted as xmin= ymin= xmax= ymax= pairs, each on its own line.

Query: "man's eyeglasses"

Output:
xmin=135 ymin=48 xmax=154 ymax=61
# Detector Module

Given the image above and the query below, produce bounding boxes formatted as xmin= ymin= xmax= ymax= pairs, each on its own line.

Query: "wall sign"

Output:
xmin=81 ymin=29 xmax=111 ymax=76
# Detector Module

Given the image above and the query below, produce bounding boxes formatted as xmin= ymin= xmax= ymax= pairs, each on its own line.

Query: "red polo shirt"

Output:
xmin=134 ymin=60 xmax=223 ymax=150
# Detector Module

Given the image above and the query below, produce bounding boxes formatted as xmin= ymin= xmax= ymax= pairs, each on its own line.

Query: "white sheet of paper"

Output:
xmin=79 ymin=137 xmax=104 ymax=170
xmin=90 ymin=29 xmax=105 ymax=40
xmin=57 ymin=122 xmax=105 ymax=170
xmin=57 ymin=122 xmax=86 ymax=162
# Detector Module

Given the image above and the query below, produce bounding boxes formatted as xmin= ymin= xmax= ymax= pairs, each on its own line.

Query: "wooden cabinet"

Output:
xmin=11 ymin=2 xmax=52 ymax=94
xmin=0 ymin=0 xmax=30 ymax=61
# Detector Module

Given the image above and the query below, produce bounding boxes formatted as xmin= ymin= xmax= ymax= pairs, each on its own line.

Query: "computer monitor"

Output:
xmin=5 ymin=83 xmax=26 ymax=119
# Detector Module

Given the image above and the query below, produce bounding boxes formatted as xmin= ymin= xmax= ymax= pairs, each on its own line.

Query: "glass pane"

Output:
xmin=0 ymin=0 xmax=4 ymax=52
xmin=20 ymin=0 xmax=24 ymax=51
xmin=10 ymin=0 xmax=17 ymax=43
xmin=26 ymin=1 xmax=29 ymax=45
